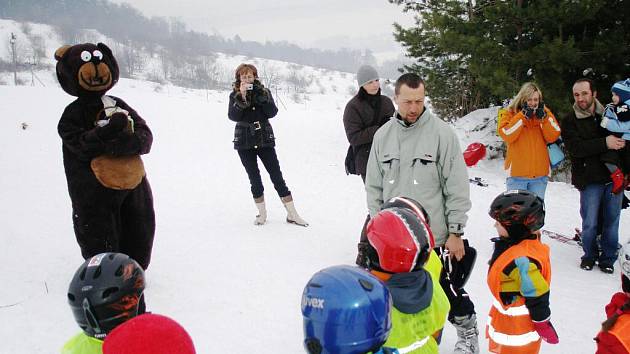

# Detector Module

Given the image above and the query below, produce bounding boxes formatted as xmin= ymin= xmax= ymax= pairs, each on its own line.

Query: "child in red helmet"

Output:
xmin=366 ymin=207 xmax=450 ymax=353
xmin=595 ymin=241 xmax=630 ymax=353
xmin=486 ymin=190 xmax=558 ymax=353
xmin=103 ymin=313 xmax=196 ymax=354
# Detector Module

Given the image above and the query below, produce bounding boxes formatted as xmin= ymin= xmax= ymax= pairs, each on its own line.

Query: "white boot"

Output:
xmin=452 ymin=314 xmax=480 ymax=354
xmin=254 ymin=196 xmax=266 ymax=225
xmin=281 ymin=195 xmax=308 ymax=227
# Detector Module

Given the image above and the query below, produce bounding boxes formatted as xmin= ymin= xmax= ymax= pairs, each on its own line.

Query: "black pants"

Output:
xmin=72 ymin=178 xmax=155 ymax=270
xmin=435 ymin=243 xmax=477 ymax=321
xmin=238 ymin=147 xmax=290 ymax=199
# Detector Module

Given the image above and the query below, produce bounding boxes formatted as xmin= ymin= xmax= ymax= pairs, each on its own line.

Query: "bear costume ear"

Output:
xmin=97 ymin=43 xmax=113 ymax=58
xmin=54 ymin=45 xmax=72 ymax=61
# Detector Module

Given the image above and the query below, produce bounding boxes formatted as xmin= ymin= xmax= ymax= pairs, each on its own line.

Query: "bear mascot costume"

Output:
xmin=55 ymin=43 xmax=155 ymax=269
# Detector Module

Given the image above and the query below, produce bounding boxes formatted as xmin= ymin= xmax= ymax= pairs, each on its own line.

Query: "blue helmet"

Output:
xmin=301 ymin=265 xmax=392 ymax=354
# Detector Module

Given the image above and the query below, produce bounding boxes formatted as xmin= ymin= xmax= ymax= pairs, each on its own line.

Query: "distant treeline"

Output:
xmin=0 ymin=0 xmax=377 ymax=73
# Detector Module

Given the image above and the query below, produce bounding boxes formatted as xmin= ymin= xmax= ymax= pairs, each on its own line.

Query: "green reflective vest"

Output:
xmin=383 ymin=251 xmax=450 ymax=353
xmin=61 ymin=332 xmax=103 ymax=354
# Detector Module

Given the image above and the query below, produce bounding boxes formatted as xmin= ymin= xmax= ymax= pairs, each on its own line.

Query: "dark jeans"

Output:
xmin=580 ymin=183 xmax=622 ymax=266
xmin=238 ymin=147 xmax=290 ymax=199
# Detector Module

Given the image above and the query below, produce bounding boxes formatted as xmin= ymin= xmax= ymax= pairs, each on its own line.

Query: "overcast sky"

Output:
xmin=111 ymin=0 xmax=415 ymax=55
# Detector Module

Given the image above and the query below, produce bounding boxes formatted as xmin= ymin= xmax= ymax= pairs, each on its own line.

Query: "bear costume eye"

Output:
xmin=81 ymin=51 xmax=92 ymax=62
xmin=93 ymin=50 xmax=103 ymax=61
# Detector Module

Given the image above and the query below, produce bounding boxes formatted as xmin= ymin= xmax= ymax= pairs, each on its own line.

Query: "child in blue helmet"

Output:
xmin=599 ymin=78 xmax=630 ymax=194
xmin=61 ymin=253 xmax=146 ymax=354
xmin=301 ymin=265 xmax=399 ymax=354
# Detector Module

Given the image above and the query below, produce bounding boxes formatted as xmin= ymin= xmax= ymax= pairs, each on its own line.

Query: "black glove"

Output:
xmin=97 ymin=113 xmax=128 ymax=139
xmin=522 ymin=104 xmax=534 ymax=119
xmin=535 ymin=102 xmax=546 ymax=119
xmin=254 ymin=88 xmax=269 ymax=105
xmin=252 ymin=81 xmax=269 ymax=105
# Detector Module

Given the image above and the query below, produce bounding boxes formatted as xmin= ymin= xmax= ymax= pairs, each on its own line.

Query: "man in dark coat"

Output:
xmin=343 ymin=65 xmax=395 ymax=268
xmin=55 ymin=43 xmax=155 ymax=269
xmin=561 ymin=78 xmax=628 ymax=274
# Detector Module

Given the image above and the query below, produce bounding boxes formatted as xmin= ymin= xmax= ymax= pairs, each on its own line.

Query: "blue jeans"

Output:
xmin=506 ymin=176 xmax=548 ymax=200
xmin=579 ymin=183 xmax=622 ymax=266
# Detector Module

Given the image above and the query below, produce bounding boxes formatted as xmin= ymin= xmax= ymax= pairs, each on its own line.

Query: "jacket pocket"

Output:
xmin=261 ymin=123 xmax=275 ymax=147
xmin=411 ymin=151 xmax=440 ymax=191
xmin=378 ymin=150 xmax=400 ymax=197
xmin=233 ymin=126 xmax=248 ymax=150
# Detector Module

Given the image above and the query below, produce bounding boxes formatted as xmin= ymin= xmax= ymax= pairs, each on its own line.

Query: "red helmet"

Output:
xmin=463 ymin=142 xmax=486 ymax=167
xmin=366 ymin=208 xmax=432 ymax=273
xmin=381 ymin=196 xmax=434 ymax=248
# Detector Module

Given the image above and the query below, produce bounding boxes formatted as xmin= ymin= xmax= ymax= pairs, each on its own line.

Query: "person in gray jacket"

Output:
xmin=365 ymin=73 xmax=479 ymax=354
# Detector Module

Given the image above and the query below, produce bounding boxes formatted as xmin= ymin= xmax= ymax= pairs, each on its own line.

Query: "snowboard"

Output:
xmin=469 ymin=177 xmax=488 ymax=187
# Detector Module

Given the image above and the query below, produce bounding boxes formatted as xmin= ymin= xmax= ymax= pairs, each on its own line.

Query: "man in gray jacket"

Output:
xmin=365 ymin=73 xmax=479 ymax=354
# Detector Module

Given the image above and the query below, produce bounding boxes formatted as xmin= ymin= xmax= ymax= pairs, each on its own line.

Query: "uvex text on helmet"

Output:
xmin=301 ymin=265 xmax=392 ymax=354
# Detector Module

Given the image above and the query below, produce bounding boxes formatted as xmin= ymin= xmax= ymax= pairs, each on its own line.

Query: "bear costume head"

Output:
xmin=54 ymin=43 xmax=119 ymax=97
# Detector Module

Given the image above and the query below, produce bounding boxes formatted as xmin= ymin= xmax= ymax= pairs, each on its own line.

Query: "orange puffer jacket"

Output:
xmin=498 ymin=107 xmax=561 ymax=178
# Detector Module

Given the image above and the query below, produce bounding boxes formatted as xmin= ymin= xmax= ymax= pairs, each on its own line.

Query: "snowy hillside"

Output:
xmin=1 ymin=19 xmax=629 ymax=354
xmin=0 ymin=19 xmax=361 ymax=100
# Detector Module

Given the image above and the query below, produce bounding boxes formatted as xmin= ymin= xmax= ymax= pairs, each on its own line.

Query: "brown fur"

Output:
xmin=90 ymin=155 xmax=145 ymax=190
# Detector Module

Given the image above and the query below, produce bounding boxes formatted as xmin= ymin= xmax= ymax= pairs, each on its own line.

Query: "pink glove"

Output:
xmin=532 ymin=319 xmax=559 ymax=344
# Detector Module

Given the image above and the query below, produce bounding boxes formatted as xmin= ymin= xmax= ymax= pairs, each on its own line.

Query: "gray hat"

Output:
xmin=357 ymin=65 xmax=379 ymax=87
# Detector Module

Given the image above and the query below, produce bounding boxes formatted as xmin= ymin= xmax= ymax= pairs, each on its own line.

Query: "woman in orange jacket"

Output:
xmin=498 ymin=82 xmax=561 ymax=199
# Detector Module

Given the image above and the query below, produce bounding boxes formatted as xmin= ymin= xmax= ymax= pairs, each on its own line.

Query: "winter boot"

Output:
xmin=281 ymin=195 xmax=309 ymax=227
xmin=254 ymin=196 xmax=266 ymax=225
xmin=452 ymin=314 xmax=480 ymax=354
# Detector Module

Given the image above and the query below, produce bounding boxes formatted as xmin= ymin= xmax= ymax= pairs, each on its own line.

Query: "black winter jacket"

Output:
xmin=343 ymin=88 xmax=395 ymax=175
xmin=561 ymin=106 xmax=630 ymax=190
xmin=228 ymin=81 xmax=278 ymax=150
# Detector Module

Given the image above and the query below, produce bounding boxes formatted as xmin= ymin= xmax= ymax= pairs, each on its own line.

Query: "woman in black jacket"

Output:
xmin=228 ymin=63 xmax=307 ymax=226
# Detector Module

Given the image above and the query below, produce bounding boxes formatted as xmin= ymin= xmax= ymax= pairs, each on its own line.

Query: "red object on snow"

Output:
xmin=463 ymin=142 xmax=486 ymax=167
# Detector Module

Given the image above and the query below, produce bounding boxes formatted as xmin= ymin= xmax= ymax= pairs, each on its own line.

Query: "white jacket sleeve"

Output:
xmin=439 ymin=129 xmax=472 ymax=233
xmin=365 ymin=138 xmax=384 ymax=217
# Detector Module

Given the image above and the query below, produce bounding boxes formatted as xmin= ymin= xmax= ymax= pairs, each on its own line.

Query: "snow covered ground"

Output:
xmin=1 ymin=43 xmax=628 ymax=354
xmin=1 ymin=77 xmax=628 ymax=354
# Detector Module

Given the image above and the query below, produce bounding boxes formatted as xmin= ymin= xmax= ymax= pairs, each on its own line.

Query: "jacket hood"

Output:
xmin=573 ymin=98 xmax=604 ymax=119
xmin=385 ymin=269 xmax=433 ymax=314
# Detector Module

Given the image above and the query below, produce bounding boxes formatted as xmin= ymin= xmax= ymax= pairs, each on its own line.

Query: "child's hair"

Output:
xmin=601 ymin=298 xmax=630 ymax=332
xmin=103 ymin=313 xmax=196 ymax=354
xmin=507 ymin=82 xmax=543 ymax=113
xmin=67 ymin=253 xmax=145 ymax=339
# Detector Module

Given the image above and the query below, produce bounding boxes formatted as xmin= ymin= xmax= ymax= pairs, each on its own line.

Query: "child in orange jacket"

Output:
xmin=486 ymin=190 xmax=559 ymax=353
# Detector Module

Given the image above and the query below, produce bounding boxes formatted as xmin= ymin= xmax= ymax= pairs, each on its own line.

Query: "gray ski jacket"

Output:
xmin=365 ymin=109 xmax=471 ymax=246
